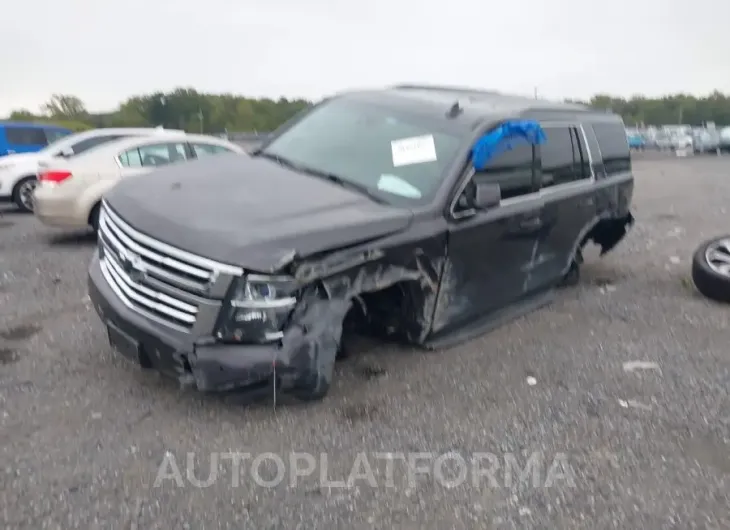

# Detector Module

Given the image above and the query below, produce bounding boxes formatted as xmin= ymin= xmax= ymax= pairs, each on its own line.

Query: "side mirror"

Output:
xmin=59 ymin=147 xmax=74 ymax=157
xmin=474 ymin=181 xmax=501 ymax=209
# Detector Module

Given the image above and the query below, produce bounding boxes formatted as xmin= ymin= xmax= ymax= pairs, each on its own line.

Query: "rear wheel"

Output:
xmin=12 ymin=176 xmax=37 ymax=213
xmin=560 ymin=247 xmax=583 ymax=287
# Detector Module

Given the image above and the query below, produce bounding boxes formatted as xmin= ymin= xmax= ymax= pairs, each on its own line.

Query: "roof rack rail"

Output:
xmin=392 ymin=84 xmax=500 ymax=96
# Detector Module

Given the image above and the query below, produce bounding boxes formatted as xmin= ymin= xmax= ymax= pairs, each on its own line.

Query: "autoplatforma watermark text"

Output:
xmin=154 ymin=450 xmax=576 ymax=490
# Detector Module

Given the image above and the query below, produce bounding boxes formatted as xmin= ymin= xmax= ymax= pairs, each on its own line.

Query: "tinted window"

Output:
xmin=591 ymin=122 xmax=631 ymax=175
xmin=261 ymin=98 xmax=465 ymax=204
xmin=470 ymin=142 xmax=536 ymax=201
xmin=191 ymin=143 xmax=233 ymax=157
xmin=69 ymin=135 xmax=127 ymax=157
xmin=6 ymin=126 xmax=47 ymax=146
xmin=118 ymin=142 xmax=188 ymax=168
xmin=540 ymin=126 xmax=590 ymax=187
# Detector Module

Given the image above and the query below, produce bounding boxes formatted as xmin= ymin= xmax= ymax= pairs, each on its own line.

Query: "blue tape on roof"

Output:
xmin=471 ymin=120 xmax=546 ymax=170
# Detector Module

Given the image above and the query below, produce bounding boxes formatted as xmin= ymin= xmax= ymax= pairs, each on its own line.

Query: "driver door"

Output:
xmin=440 ymin=142 xmax=544 ymax=332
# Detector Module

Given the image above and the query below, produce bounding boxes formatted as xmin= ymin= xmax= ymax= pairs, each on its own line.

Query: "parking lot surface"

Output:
xmin=1 ymin=156 xmax=729 ymax=529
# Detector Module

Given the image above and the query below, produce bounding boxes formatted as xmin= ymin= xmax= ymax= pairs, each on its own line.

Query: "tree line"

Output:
xmin=5 ymin=88 xmax=730 ymax=134
xmin=5 ymin=89 xmax=310 ymax=134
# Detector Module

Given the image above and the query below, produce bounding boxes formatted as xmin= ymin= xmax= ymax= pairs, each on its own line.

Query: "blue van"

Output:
xmin=0 ymin=122 xmax=72 ymax=157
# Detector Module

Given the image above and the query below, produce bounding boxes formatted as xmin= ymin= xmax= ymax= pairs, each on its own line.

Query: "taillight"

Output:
xmin=39 ymin=170 xmax=72 ymax=183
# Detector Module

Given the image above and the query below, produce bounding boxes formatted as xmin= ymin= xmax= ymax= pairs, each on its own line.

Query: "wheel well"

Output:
xmin=11 ymin=175 xmax=36 ymax=197
xmin=88 ymin=201 xmax=101 ymax=225
xmin=582 ymin=214 xmax=633 ymax=255
xmin=342 ymin=281 xmax=415 ymax=342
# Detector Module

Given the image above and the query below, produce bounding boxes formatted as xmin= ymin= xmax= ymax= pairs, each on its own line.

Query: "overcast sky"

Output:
xmin=1 ymin=0 xmax=728 ymax=115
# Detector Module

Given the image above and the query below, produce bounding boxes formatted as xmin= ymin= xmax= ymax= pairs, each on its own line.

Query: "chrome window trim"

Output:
xmin=448 ymin=120 xmax=608 ymax=219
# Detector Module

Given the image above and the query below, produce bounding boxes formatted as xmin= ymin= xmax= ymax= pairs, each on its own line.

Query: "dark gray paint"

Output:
xmin=105 ymin=153 xmax=414 ymax=272
xmin=95 ymin=86 xmax=635 ymax=400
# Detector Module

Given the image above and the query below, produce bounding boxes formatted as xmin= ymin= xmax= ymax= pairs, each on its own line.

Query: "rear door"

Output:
xmin=5 ymin=126 xmax=48 ymax=154
xmin=440 ymin=141 xmax=544 ymax=333
xmin=532 ymin=123 xmax=596 ymax=289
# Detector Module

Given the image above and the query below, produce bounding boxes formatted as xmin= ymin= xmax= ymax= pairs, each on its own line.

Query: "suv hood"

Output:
xmin=104 ymin=153 xmax=414 ymax=272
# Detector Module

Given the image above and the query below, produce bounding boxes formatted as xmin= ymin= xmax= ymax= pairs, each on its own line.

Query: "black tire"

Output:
xmin=89 ymin=202 xmax=101 ymax=234
xmin=691 ymin=236 xmax=730 ymax=303
xmin=560 ymin=260 xmax=581 ymax=287
xmin=12 ymin=176 xmax=37 ymax=213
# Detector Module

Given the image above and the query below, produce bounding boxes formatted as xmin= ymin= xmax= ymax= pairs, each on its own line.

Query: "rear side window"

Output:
xmin=540 ymin=126 xmax=591 ymax=187
xmin=591 ymin=122 xmax=631 ymax=176
xmin=69 ymin=135 xmax=128 ymax=157
xmin=472 ymin=142 xmax=536 ymax=200
xmin=118 ymin=142 xmax=188 ymax=168
xmin=6 ymin=126 xmax=47 ymax=146
xmin=191 ymin=143 xmax=234 ymax=157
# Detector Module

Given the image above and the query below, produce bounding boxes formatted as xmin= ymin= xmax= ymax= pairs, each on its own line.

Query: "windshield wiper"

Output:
xmin=297 ymin=166 xmax=389 ymax=205
xmin=255 ymin=151 xmax=388 ymax=205
xmin=253 ymin=150 xmax=299 ymax=170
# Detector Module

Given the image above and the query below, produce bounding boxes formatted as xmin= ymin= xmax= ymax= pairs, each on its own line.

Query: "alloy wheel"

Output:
xmin=705 ymin=238 xmax=730 ymax=277
xmin=19 ymin=179 xmax=37 ymax=212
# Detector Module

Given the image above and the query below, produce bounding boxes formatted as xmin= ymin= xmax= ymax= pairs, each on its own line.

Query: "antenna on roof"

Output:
xmin=447 ymin=101 xmax=463 ymax=118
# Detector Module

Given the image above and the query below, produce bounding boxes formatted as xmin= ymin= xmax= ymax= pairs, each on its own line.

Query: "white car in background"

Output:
xmin=670 ymin=132 xmax=694 ymax=152
xmin=720 ymin=126 xmax=730 ymax=152
xmin=33 ymin=133 xmax=244 ymax=232
xmin=0 ymin=127 xmax=185 ymax=212
xmin=653 ymin=130 xmax=673 ymax=150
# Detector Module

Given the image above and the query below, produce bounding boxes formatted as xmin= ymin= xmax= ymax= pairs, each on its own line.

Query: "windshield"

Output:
xmin=260 ymin=98 xmax=466 ymax=205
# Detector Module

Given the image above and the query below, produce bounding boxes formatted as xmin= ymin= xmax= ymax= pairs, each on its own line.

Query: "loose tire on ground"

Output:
xmin=691 ymin=235 xmax=730 ymax=303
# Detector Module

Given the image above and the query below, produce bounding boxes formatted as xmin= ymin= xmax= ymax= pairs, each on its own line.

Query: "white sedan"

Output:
xmin=33 ymin=133 xmax=244 ymax=232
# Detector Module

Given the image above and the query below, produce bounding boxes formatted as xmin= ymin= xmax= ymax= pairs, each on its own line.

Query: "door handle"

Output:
xmin=518 ymin=216 xmax=542 ymax=231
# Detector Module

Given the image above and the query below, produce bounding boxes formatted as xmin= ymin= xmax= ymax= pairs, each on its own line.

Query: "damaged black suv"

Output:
xmin=88 ymin=84 xmax=634 ymax=401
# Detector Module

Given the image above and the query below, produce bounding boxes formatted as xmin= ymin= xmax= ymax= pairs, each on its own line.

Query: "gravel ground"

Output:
xmin=1 ymin=156 xmax=729 ymax=529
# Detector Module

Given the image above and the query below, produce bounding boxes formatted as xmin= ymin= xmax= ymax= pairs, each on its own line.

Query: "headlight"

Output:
xmin=215 ymin=274 xmax=298 ymax=344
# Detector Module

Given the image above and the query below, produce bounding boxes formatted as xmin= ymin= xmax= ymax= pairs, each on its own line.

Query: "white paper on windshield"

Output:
xmin=390 ymin=135 xmax=437 ymax=167
xmin=377 ymin=174 xmax=422 ymax=198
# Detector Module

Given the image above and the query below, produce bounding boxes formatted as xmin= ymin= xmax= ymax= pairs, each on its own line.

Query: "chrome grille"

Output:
xmin=97 ymin=201 xmax=242 ymax=333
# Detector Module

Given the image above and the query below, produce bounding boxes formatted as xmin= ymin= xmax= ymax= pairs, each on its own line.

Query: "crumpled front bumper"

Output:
xmin=88 ymin=253 xmax=308 ymax=394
